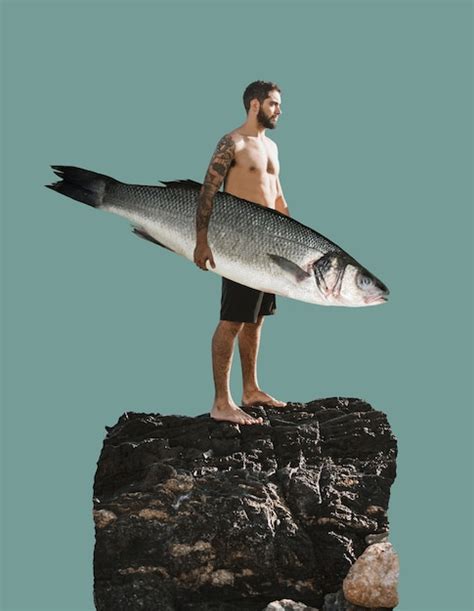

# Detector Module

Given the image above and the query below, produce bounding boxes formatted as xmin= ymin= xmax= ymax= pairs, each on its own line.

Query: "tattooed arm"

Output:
xmin=194 ymin=134 xmax=236 ymax=270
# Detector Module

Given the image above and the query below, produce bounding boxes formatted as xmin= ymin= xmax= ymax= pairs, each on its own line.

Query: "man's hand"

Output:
xmin=194 ymin=241 xmax=216 ymax=271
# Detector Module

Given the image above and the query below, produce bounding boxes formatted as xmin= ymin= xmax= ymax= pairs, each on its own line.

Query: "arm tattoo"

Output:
xmin=196 ymin=135 xmax=235 ymax=234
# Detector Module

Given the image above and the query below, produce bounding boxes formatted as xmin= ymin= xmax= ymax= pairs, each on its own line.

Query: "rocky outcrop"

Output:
xmin=93 ymin=397 xmax=397 ymax=610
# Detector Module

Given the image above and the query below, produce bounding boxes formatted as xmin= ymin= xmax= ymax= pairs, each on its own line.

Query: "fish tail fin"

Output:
xmin=45 ymin=165 xmax=116 ymax=208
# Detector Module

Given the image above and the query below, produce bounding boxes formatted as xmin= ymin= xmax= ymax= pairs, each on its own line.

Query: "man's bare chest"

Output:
xmin=232 ymin=141 xmax=279 ymax=176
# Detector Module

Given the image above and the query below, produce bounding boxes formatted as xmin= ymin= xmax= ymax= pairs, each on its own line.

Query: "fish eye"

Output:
xmin=358 ymin=273 xmax=374 ymax=289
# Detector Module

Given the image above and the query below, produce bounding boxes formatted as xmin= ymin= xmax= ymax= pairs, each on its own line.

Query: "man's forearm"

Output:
xmin=195 ymin=134 xmax=236 ymax=245
xmin=196 ymin=185 xmax=214 ymax=242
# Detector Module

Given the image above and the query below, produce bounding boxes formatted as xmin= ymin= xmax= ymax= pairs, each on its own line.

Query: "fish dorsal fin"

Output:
xmin=159 ymin=179 xmax=202 ymax=190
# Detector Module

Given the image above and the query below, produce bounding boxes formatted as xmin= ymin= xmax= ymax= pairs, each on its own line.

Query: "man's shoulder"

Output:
xmin=226 ymin=129 xmax=246 ymax=145
xmin=212 ymin=130 xmax=243 ymax=149
xmin=213 ymin=130 xmax=247 ymax=155
xmin=265 ymin=135 xmax=278 ymax=150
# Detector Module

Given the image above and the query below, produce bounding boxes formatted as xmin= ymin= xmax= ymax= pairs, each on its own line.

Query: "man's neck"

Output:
xmin=237 ymin=117 xmax=266 ymax=138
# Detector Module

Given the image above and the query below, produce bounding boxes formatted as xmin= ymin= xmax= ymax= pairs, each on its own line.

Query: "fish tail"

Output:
xmin=45 ymin=165 xmax=115 ymax=208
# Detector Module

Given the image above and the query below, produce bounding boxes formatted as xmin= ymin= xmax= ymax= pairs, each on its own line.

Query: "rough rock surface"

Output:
xmin=322 ymin=589 xmax=392 ymax=611
xmin=93 ymin=397 xmax=397 ymax=610
xmin=342 ymin=541 xmax=399 ymax=608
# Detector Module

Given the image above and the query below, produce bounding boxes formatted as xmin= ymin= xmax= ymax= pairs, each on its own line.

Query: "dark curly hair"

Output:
xmin=243 ymin=81 xmax=281 ymax=113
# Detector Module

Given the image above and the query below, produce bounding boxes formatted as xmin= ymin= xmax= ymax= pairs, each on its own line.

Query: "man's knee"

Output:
xmin=243 ymin=316 xmax=264 ymax=331
xmin=215 ymin=320 xmax=244 ymax=337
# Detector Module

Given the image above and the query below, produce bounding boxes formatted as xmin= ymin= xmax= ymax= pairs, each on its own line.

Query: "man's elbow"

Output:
xmin=276 ymin=200 xmax=290 ymax=216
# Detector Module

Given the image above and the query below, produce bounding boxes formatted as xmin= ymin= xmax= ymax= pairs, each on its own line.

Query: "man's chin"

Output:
xmin=257 ymin=117 xmax=277 ymax=130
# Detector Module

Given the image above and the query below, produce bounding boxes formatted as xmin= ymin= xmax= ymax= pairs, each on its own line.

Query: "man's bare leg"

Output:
xmin=210 ymin=320 xmax=263 ymax=425
xmin=239 ymin=316 xmax=287 ymax=408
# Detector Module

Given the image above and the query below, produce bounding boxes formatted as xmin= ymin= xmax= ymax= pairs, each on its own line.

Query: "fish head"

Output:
xmin=313 ymin=253 xmax=389 ymax=307
xmin=340 ymin=263 xmax=389 ymax=306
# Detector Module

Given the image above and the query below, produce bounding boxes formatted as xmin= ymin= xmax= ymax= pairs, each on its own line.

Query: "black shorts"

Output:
xmin=220 ymin=277 xmax=277 ymax=323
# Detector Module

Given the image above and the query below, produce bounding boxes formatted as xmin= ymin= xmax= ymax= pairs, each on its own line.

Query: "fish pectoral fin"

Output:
xmin=132 ymin=227 xmax=174 ymax=252
xmin=268 ymin=254 xmax=311 ymax=282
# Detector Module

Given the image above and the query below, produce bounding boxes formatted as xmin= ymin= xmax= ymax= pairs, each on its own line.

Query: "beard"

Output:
xmin=257 ymin=107 xmax=277 ymax=129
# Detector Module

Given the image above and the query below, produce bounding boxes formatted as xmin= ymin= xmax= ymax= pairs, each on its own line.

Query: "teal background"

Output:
xmin=1 ymin=1 xmax=472 ymax=610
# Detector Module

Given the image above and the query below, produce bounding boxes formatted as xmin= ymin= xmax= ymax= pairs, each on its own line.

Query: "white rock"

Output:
xmin=263 ymin=600 xmax=319 ymax=611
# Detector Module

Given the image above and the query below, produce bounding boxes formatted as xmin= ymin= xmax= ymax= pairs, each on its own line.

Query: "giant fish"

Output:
xmin=46 ymin=166 xmax=389 ymax=307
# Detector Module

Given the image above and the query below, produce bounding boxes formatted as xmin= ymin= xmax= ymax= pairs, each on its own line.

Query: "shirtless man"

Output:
xmin=193 ymin=81 xmax=290 ymax=426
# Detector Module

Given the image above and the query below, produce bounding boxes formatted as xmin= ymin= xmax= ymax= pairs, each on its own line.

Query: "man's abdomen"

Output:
xmin=224 ymin=170 xmax=278 ymax=208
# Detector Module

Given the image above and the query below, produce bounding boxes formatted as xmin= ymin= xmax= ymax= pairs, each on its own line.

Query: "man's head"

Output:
xmin=243 ymin=81 xmax=282 ymax=129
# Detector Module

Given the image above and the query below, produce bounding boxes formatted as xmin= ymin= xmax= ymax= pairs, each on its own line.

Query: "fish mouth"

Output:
xmin=364 ymin=294 xmax=388 ymax=305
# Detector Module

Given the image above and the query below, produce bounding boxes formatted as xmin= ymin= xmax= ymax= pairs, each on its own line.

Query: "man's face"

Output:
xmin=256 ymin=90 xmax=282 ymax=129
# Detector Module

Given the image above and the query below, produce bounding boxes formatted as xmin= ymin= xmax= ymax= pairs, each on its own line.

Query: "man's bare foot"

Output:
xmin=210 ymin=401 xmax=264 ymax=425
xmin=242 ymin=389 xmax=287 ymax=408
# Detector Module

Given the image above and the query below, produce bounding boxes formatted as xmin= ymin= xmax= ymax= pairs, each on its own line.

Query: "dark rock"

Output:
xmin=322 ymin=588 xmax=393 ymax=611
xmin=93 ymin=398 xmax=397 ymax=610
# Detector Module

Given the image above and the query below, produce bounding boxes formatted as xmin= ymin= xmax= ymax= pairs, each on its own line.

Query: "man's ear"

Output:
xmin=250 ymin=99 xmax=260 ymax=113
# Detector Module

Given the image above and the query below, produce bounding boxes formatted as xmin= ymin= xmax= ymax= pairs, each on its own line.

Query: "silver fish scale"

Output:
xmin=107 ymin=182 xmax=344 ymax=270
